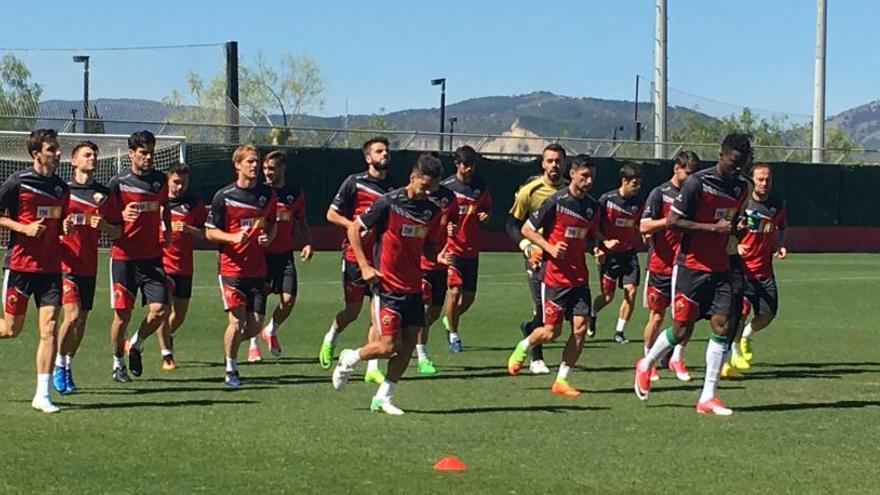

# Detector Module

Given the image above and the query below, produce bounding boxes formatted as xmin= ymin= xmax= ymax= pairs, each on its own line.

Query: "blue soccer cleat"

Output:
xmin=52 ymin=367 xmax=67 ymax=394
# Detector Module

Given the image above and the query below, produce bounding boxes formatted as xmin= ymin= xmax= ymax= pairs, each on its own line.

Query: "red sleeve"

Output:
xmin=293 ymin=193 xmax=307 ymax=220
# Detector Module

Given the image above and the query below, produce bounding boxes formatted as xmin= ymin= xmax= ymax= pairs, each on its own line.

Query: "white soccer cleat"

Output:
xmin=370 ymin=396 xmax=405 ymax=415
xmin=529 ymin=359 xmax=551 ymax=374
xmin=31 ymin=396 xmax=60 ymax=414
xmin=331 ymin=350 xmax=355 ymax=391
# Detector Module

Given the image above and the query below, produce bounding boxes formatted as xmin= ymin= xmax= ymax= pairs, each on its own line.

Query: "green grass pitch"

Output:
xmin=0 ymin=251 xmax=878 ymax=494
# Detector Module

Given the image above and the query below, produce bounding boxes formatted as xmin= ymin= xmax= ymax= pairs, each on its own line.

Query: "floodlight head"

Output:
xmin=431 ymin=78 xmax=445 ymax=86
xmin=449 ymin=117 xmax=458 ymax=123
xmin=73 ymin=55 xmax=89 ymax=63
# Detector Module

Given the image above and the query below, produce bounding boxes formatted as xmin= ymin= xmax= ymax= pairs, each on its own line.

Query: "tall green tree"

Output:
xmin=0 ymin=54 xmax=43 ymax=131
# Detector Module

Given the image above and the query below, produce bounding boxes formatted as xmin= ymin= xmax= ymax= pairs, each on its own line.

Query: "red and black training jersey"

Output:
xmin=106 ymin=169 xmax=169 ymax=261
xmin=642 ymin=181 xmax=680 ymax=276
xmin=597 ymin=188 xmax=644 ymax=254
xmin=330 ymin=172 xmax=397 ymax=263
xmin=0 ymin=169 xmax=70 ymax=273
xmin=672 ymin=167 xmax=749 ymax=273
xmin=162 ymin=195 xmax=208 ymax=276
xmin=60 ymin=180 xmax=117 ymax=276
xmin=358 ymin=188 xmax=444 ymax=294
xmin=265 ymin=183 xmax=306 ymax=254
xmin=420 ymin=185 xmax=459 ymax=271
xmin=527 ymin=189 xmax=601 ymax=288
xmin=442 ymin=175 xmax=492 ymax=259
xmin=740 ymin=196 xmax=786 ymax=280
xmin=206 ymin=183 xmax=277 ymax=278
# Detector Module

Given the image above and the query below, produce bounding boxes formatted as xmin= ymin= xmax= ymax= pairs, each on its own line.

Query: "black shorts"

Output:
xmin=167 ymin=273 xmax=193 ymax=300
xmin=727 ymin=255 xmax=747 ymax=329
xmin=265 ymin=251 xmax=298 ymax=295
xmin=422 ymin=268 xmax=448 ymax=307
xmin=644 ymin=271 xmax=672 ymax=311
xmin=62 ymin=273 xmax=96 ymax=311
xmin=671 ymin=265 xmax=732 ymax=323
xmin=342 ymin=258 xmax=371 ymax=302
xmin=219 ymin=276 xmax=267 ymax=314
xmin=373 ymin=291 xmax=425 ymax=336
xmin=447 ymin=255 xmax=479 ymax=292
xmin=542 ymin=283 xmax=592 ymax=326
xmin=599 ymin=250 xmax=641 ymax=295
xmin=3 ymin=270 xmax=60 ymax=315
xmin=110 ymin=258 xmax=168 ymax=310
xmin=744 ymin=276 xmax=779 ymax=317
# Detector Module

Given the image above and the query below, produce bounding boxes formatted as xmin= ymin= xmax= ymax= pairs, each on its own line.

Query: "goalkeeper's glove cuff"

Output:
xmin=518 ymin=239 xmax=533 ymax=255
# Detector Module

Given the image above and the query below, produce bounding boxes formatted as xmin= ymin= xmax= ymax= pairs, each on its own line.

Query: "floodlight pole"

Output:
xmin=226 ymin=40 xmax=240 ymax=144
xmin=73 ymin=55 xmax=90 ymax=129
xmin=812 ymin=0 xmax=827 ymax=164
xmin=653 ymin=0 xmax=667 ymax=159
xmin=448 ymin=117 xmax=458 ymax=150
xmin=432 ymin=78 xmax=446 ymax=151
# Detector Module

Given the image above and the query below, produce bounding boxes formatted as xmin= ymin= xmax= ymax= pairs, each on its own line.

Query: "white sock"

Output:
xmin=517 ymin=338 xmax=532 ymax=353
xmin=161 ymin=349 xmax=173 ymax=358
xmin=556 ymin=362 xmax=571 ymax=382
xmin=700 ymin=339 xmax=727 ymax=402
xmin=731 ymin=340 xmax=741 ymax=358
xmin=448 ymin=331 xmax=460 ymax=343
xmin=671 ymin=344 xmax=684 ymax=362
xmin=615 ymin=318 xmax=627 ymax=333
xmin=225 ymin=357 xmax=237 ymax=372
xmin=64 ymin=355 xmax=73 ymax=368
xmin=366 ymin=359 xmax=379 ymax=373
xmin=35 ymin=373 xmax=50 ymax=399
xmin=113 ymin=356 xmax=125 ymax=370
xmin=375 ymin=379 xmax=394 ymax=399
xmin=263 ymin=319 xmax=276 ymax=336
xmin=640 ymin=330 xmax=675 ymax=371
xmin=128 ymin=332 xmax=142 ymax=351
xmin=742 ymin=323 xmax=754 ymax=340
xmin=644 ymin=346 xmax=650 ymax=357
xmin=249 ymin=337 xmax=258 ymax=348
xmin=55 ymin=354 xmax=65 ymax=369
xmin=341 ymin=348 xmax=362 ymax=368
xmin=416 ymin=344 xmax=429 ymax=360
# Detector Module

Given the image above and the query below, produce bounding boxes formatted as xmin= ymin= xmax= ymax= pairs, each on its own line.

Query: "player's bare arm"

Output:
xmin=295 ymin=217 xmax=313 ymax=261
xmin=667 ymin=210 xmax=732 ymax=235
xmin=0 ymin=215 xmax=45 ymax=238
xmin=205 ymin=227 xmax=247 ymax=245
xmin=346 ymin=220 xmax=379 ymax=284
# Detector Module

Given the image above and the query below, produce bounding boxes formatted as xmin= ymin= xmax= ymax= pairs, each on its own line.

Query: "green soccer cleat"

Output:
xmin=364 ymin=369 xmax=385 ymax=384
xmin=730 ymin=353 xmax=751 ymax=370
xmin=318 ymin=342 xmax=335 ymax=370
xmin=507 ymin=345 xmax=528 ymax=375
xmin=418 ymin=358 xmax=437 ymax=375
xmin=441 ymin=315 xmax=450 ymax=331
xmin=740 ymin=338 xmax=754 ymax=363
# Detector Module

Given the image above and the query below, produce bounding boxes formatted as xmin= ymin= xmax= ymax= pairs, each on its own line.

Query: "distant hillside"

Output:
xmin=828 ymin=100 xmax=880 ymax=149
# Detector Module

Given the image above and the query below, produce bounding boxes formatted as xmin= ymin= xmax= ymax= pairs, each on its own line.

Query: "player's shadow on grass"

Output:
xmin=738 ymin=367 xmax=873 ymax=381
xmin=738 ymin=400 xmax=880 ymax=413
xmin=407 ymin=404 xmax=610 ymax=415
xmin=587 ymin=385 xmax=745 ymax=395
xmin=761 ymin=361 xmax=880 ymax=369
xmin=51 ymin=398 xmax=260 ymax=410
xmin=79 ymin=384 xmax=276 ymax=395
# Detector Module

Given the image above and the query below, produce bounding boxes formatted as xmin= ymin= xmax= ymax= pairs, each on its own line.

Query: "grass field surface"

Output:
xmin=1 ymin=251 xmax=878 ymax=494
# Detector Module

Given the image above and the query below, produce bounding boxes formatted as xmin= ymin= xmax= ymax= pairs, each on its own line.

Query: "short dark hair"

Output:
xmin=751 ymin=162 xmax=771 ymax=176
xmin=362 ymin=136 xmax=389 ymax=154
xmin=28 ymin=128 xmax=58 ymax=158
xmin=453 ymin=145 xmax=479 ymax=165
xmin=543 ymin=143 xmax=566 ymax=160
xmin=263 ymin=150 xmax=286 ymax=165
xmin=619 ymin=162 xmax=643 ymax=180
xmin=413 ymin=153 xmax=443 ymax=179
xmin=128 ymin=130 xmax=156 ymax=151
xmin=673 ymin=149 xmax=700 ymax=169
xmin=167 ymin=162 xmax=190 ymax=176
xmin=721 ymin=132 xmax=752 ymax=156
xmin=72 ymin=140 xmax=99 ymax=157
xmin=570 ymin=153 xmax=593 ymax=170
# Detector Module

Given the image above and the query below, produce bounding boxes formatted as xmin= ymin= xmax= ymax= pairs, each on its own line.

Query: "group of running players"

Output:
xmin=0 ymin=129 xmax=785 ymax=416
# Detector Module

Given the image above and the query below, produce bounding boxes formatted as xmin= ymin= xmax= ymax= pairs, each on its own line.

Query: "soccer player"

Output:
xmin=205 ymin=145 xmax=276 ymax=387
xmin=506 ymin=144 xmax=569 ymax=375
xmin=634 ymin=133 xmax=751 ymax=416
xmin=54 ymin=141 xmax=121 ymax=393
xmin=639 ymin=150 xmax=698 ymax=382
xmin=506 ymin=155 xmax=601 ymax=397
xmin=155 ymin=162 xmax=207 ymax=370
xmin=318 ymin=136 xmax=396 ymax=383
xmin=417 ymin=183 xmax=457 ymax=375
xmin=247 ymin=151 xmax=312 ymax=362
xmin=589 ymin=163 xmax=644 ymax=344
xmin=331 ymin=153 xmax=446 ymax=415
xmin=441 ymin=145 xmax=492 ymax=352
xmin=0 ymin=129 xmax=69 ymax=413
xmin=732 ymin=163 xmax=786 ymax=365
xmin=106 ymin=131 xmax=170 ymax=382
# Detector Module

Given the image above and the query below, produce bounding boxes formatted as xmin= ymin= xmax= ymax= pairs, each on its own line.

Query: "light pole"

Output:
xmin=448 ymin=117 xmax=458 ymax=150
xmin=431 ymin=78 xmax=446 ymax=151
xmin=73 ymin=55 xmax=90 ymax=131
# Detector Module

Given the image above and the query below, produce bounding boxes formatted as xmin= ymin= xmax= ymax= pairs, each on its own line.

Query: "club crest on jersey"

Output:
xmin=585 ymin=208 xmax=594 ymax=218
xmin=55 ymin=185 xmax=63 ymax=197
xmin=153 ymin=182 xmax=161 ymax=191
xmin=440 ymin=197 xmax=450 ymax=208
xmin=734 ymin=186 xmax=742 ymax=196
xmin=287 ymin=195 xmax=294 ymax=203
xmin=93 ymin=192 xmax=105 ymax=204
xmin=259 ymin=196 xmax=267 ymax=207
xmin=474 ymin=189 xmax=481 ymax=196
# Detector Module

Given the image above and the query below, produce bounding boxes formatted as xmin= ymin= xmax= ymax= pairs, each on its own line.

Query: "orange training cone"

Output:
xmin=434 ymin=455 xmax=467 ymax=472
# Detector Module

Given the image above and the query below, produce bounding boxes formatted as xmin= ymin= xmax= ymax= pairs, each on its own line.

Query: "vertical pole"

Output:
xmin=83 ymin=58 xmax=90 ymax=129
xmin=812 ymin=0 xmax=827 ymax=164
xmin=653 ymin=0 xmax=667 ymax=159
xmin=634 ymin=74 xmax=640 ymax=140
xmin=225 ymin=40 xmax=240 ymax=144
xmin=439 ymin=81 xmax=446 ymax=151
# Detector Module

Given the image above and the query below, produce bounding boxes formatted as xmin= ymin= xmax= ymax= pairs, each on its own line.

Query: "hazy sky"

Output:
xmin=1 ymin=0 xmax=876 ymax=119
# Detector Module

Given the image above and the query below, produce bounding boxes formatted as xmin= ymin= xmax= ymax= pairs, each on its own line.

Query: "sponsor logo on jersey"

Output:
xmin=36 ymin=206 xmax=63 ymax=219
xmin=564 ymin=226 xmax=588 ymax=239
xmin=401 ymin=224 xmax=428 ymax=238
